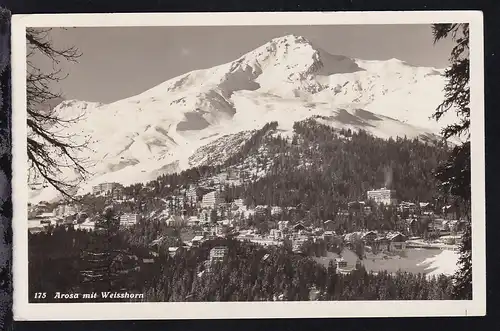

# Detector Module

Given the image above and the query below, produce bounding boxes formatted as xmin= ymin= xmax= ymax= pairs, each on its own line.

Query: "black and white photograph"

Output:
xmin=11 ymin=12 xmax=485 ymax=320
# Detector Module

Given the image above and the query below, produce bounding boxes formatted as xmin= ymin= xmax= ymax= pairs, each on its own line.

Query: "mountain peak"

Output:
xmin=29 ymin=33 xmax=453 ymax=204
xmin=232 ymin=34 xmax=355 ymax=81
xmin=241 ymin=34 xmax=318 ymax=62
xmin=270 ymin=34 xmax=311 ymax=45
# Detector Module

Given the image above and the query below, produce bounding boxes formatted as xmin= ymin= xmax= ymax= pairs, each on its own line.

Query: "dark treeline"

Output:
xmin=242 ymin=119 xmax=449 ymax=207
xmin=28 ymin=227 xmax=148 ymax=300
xmin=146 ymin=238 xmax=452 ymax=302
xmin=29 ymin=224 xmax=453 ymax=302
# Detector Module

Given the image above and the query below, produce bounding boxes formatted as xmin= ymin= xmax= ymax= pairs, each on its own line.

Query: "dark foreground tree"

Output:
xmin=432 ymin=23 xmax=470 ymax=140
xmin=26 ymin=28 xmax=91 ymax=198
xmin=432 ymin=23 xmax=472 ymax=299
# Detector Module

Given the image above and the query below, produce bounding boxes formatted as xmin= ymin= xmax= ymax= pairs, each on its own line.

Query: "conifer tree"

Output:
xmin=432 ymin=23 xmax=472 ymax=299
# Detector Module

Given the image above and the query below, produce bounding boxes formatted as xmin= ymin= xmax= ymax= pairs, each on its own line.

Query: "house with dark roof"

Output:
xmin=387 ymin=232 xmax=408 ymax=251
xmin=292 ymin=222 xmax=306 ymax=232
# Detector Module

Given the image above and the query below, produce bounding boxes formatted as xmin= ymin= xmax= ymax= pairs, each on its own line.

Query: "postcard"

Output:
xmin=11 ymin=11 xmax=485 ymax=320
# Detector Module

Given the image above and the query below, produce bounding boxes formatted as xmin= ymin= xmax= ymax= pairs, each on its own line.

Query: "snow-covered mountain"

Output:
xmin=29 ymin=34 xmax=455 ymax=203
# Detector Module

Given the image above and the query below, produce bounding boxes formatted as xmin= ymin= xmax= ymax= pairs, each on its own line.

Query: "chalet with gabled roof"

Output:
xmin=292 ymin=222 xmax=306 ymax=232
xmin=387 ymin=232 xmax=408 ymax=251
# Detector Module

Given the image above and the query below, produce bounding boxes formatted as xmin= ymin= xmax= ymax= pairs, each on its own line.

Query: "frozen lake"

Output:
xmin=315 ymin=247 xmax=459 ymax=277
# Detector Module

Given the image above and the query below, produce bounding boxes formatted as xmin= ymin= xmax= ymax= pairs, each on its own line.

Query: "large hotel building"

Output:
xmin=201 ymin=191 xmax=224 ymax=209
xmin=367 ymin=188 xmax=398 ymax=205
xmin=119 ymin=213 xmax=141 ymax=227
xmin=92 ymin=182 xmax=122 ymax=196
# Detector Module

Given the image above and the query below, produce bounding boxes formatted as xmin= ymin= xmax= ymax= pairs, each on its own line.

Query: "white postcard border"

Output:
xmin=11 ymin=11 xmax=486 ymax=320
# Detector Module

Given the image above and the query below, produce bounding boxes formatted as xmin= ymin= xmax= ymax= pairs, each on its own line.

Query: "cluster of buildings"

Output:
xmin=235 ymin=221 xmax=343 ymax=254
xmin=402 ymin=215 xmax=467 ymax=237
xmin=28 ymin=200 xmax=143 ymax=233
xmin=29 ymin=180 xmax=465 ymax=268
xmin=398 ymin=201 xmax=432 ymax=215
xmin=28 ymin=201 xmax=84 ymax=233
xmin=74 ymin=212 xmax=142 ymax=232
xmin=113 ymin=184 xmax=463 ymax=257
xmin=344 ymin=230 xmax=409 ymax=252
xmin=28 ymin=182 xmax=130 ymax=233
xmin=366 ymin=188 xmax=462 ymax=220
xmin=236 ymin=230 xmax=284 ymax=248
xmin=28 ymin=201 xmax=79 ymax=220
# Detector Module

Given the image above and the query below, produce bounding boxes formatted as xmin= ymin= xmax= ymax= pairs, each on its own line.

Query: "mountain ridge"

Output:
xmin=30 ymin=34 xmax=455 ymax=203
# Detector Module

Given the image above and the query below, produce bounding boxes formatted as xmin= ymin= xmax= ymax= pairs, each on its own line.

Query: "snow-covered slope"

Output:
xmin=29 ymin=34 xmax=455 ymax=203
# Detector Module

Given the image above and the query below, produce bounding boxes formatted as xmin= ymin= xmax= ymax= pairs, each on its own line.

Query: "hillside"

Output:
xmin=110 ymin=120 xmax=450 ymax=233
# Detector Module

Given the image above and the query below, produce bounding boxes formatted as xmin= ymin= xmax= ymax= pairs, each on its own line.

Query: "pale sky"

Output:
xmin=31 ymin=24 xmax=455 ymax=104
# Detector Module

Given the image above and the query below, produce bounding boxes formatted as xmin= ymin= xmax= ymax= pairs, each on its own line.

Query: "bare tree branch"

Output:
xmin=26 ymin=28 xmax=92 ymax=200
